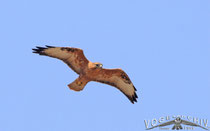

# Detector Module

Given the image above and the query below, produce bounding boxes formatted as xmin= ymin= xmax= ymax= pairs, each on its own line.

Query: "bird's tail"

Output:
xmin=68 ymin=76 xmax=90 ymax=91
xmin=172 ymin=125 xmax=183 ymax=130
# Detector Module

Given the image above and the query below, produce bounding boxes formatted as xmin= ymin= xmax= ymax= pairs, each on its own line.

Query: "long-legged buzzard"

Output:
xmin=32 ymin=46 xmax=138 ymax=103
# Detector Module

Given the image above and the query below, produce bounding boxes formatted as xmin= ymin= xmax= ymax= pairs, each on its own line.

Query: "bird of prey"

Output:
xmin=146 ymin=117 xmax=208 ymax=130
xmin=32 ymin=45 xmax=138 ymax=103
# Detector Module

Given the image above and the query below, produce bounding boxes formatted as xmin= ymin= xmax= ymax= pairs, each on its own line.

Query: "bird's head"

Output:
xmin=175 ymin=117 xmax=181 ymax=122
xmin=88 ymin=62 xmax=103 ymax=69
xmin=93 ymin=62 xmax=103 ymax=68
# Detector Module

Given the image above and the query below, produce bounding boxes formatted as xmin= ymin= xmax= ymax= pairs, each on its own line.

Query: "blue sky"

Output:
xmin=0 ymin=0 xmax=209 ymax=131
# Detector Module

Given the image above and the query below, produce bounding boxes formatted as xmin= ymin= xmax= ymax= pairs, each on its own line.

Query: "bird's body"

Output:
xmin=32 ymin=45 xmax=138 ymax=103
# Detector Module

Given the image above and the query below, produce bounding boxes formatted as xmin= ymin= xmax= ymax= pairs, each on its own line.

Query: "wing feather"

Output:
xmin=181 ymin=120 xmax=208 ymax=130
xmin=92 ymin=68 xmax=138 ymax=103
xmin=32 ymin=45 xmax=89 ymax=74
xmin=146 ymin=120 xmax=175 ymax=130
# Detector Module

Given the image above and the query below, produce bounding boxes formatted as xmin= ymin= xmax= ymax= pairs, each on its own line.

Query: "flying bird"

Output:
xmin=32 ymin=45 xmax=138 ymax=103
xmin=146 ymin=117 xmax=208 ymax=130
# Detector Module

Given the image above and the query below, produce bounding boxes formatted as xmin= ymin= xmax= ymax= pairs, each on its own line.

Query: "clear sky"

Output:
xmin=0 ymin=0 xmax=209 ymax=131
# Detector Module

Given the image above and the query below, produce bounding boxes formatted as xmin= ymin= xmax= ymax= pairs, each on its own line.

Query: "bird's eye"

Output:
xmin=96 ymin=64 xmax=100 ymax=67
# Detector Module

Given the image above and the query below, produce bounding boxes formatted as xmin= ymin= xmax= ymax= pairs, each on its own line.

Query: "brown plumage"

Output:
xmin=32 ymin=45 xmax=138 ymax=103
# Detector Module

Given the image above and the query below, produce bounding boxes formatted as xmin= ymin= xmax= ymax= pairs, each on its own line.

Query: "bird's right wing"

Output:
xmin=182 ymin=120 xmax=208 ymax=130
xmin=32 ymin=45 xmax=89 ymax=74
xmin=146 ymin=120 xmax=175 ymax=130
xmin=92 ymin=68 xmax=138 ymax=104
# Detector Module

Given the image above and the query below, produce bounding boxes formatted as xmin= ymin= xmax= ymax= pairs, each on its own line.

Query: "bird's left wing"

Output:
xmin=32 ymin=45 xmax=89 ymax=74
xmin=181 ymin=120 xmax=208 ymax=130
xmin=92 ymin=68 xmax=138 ymax=104
xmin=146 ymin=120 xmax=175 ymax=130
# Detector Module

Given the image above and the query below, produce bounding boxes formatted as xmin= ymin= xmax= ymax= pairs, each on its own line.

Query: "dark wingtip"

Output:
xmin=45 ymin=45 xmax=55 ymax=48
xmin=131 ymin=91 xmax=138 ymax=103
xmin=134 ymin=92 xmax=138 ymax=98
xmin=126 ymin=85 xmax=138 ymax=104
xmin=36 ymin=46 xmax=47 ymax=50
xmin=133 ymin=85 xmax=137 ymax=91
xmin=132 ymin=95 xmax=137 ymax=102
xmin=32 ymin=51 xmax=38 ymax=54
xmin=126 ymin=92 xmax=138 ymax=104
xmin=32 ymin=46 xmax=48 ymax=55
